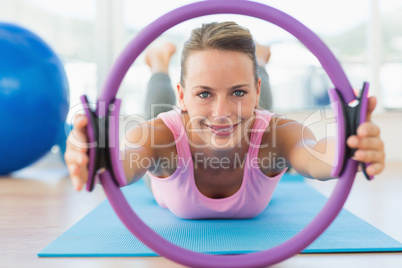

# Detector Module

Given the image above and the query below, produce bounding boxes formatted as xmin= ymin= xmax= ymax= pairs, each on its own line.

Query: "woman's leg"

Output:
xmin=144 ymin=73 xmax=176 ymax=120
xmin=256 ymin=44 xmax=273 ymax=110
xmin=143 ymin=43 xmax=177 ymax=120
xmin=258 ymin=66 xmax=273 ymax=110
xmin=141 ymin=43 xmax=177 ymax=191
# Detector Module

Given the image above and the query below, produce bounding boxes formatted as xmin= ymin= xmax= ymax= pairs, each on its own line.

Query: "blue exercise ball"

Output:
xmin=0 ymin=23 xmax=69 ymax=175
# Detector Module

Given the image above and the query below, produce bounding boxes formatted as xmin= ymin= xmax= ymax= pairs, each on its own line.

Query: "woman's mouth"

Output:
xmin=203 ymin=122 xmax=240 ymax=137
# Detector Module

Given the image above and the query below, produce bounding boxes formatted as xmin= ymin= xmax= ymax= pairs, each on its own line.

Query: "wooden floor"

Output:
xmin=1 ymin=152 xmax=401 ymax=268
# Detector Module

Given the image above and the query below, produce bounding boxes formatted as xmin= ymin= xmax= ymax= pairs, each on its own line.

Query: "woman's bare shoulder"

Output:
xmin=149 ymin=117 xmax=176 ymax=145
xmin=261 ymin=113 xmax=304 ymax=149
xmin=269 ymin=114 xmax=299 ymax=128
xmin=123 ymin=117 xmax=175 ymax=150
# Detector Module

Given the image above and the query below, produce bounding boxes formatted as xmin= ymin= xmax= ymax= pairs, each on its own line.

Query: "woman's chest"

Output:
xmin=193 ymin=166 xmax=244 ymax=199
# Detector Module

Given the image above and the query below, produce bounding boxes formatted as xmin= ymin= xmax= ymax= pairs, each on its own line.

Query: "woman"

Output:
xmin=65 ymin=22 xmax=385 ymax=219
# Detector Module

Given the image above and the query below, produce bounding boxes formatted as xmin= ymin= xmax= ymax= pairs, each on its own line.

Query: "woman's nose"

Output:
xmin=212 ymin=97 xmax=232 ymax=121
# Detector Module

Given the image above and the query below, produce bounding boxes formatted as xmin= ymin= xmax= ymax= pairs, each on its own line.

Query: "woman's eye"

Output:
xmin=233 ymin=90 xmax=245 ymax=97
xmin=198 ymin=92 xmax=210 ymax=98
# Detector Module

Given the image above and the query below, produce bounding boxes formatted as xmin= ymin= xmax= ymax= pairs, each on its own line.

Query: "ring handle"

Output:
xmin=329 ymin=82 xmax=373 ymax=180
xmin=80 ymin=96 xmax=127 ymax=192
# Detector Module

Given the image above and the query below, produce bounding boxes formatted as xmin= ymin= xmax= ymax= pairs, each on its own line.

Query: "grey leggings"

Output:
xmin=143 ymin=66 xmax=272 ymax=120
xmin=140 ymin=66 xmax=272 ymax=191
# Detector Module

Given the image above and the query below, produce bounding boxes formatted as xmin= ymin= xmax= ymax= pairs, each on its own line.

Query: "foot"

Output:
xmin=145 ymin=42 xmax=176 ymax=74
xmin=255 ymin=43 xmax=271 ymax=67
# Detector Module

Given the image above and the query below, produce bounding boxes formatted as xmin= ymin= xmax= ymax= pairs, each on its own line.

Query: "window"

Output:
xmin=380 ymin=0 xmax=402 ymax=110
xmin=0 ymin=0 xmax=98 ymax=122
xmin=2 ymin=0 xmax=400 ymax=119
xmin=122 ymin=0 xmax=387 ymax=113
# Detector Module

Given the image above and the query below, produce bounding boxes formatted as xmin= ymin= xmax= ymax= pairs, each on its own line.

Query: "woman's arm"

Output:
xmin=65 ymin=115 xmax=158 ymax=190
xmin=120 ymin=122 xmax=156 ymax=185
xmin=275 ymin=97 xmax=385 ymax=180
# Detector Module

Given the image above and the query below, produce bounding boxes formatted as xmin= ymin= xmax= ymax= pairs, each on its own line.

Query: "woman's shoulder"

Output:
xmin=260 ymin=113 xmax=303 ymax=146
xmin=267 ymin=113 xmax=300 ymax=129
xmin=147 ymin=117 xmax=176 ymax=147
xmin=124 ymin=117 xmax=176 ymax=152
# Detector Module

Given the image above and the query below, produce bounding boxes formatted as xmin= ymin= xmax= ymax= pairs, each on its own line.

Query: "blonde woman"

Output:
xmin=65 ymin=22 xmax=385 ymax=219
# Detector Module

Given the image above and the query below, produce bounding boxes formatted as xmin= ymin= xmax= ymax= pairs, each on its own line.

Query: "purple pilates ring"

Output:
xmin=81 ymin=1 xmax=373 ymax=267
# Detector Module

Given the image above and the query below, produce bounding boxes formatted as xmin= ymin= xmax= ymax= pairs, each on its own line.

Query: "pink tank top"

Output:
xmin=147 ymin=108 xmax=286 ymax=219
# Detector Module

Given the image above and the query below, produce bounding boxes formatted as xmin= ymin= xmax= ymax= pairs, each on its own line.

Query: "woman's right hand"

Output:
xmin=64 ymin=114 xmax=89 ymax=191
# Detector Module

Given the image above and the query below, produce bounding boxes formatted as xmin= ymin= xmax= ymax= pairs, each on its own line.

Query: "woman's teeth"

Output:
xmin=206 ymin=123 xmax=238 ymax=131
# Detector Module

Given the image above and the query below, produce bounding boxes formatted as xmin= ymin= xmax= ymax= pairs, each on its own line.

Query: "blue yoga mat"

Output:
xmin=38 ymin=174 xmax=402 ymax=257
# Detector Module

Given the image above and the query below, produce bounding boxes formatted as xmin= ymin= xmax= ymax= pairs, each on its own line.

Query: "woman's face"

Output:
xmin=177 ymin=49 xmax=261 ymax=150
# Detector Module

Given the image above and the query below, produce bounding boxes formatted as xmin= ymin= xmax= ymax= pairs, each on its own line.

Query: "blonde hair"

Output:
xmin=180 ymin=21 xmax=258 ymax=87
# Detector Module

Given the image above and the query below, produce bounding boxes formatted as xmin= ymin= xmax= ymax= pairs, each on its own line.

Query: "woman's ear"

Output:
xmin=177 ymin=82 xmax=188 ymax=111
xmin=255 ymin=77 xmax=261 ymax=108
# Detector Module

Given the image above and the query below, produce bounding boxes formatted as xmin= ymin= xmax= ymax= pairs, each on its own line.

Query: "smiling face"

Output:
xmin=177 ymin=49 xmax=261 ymax=150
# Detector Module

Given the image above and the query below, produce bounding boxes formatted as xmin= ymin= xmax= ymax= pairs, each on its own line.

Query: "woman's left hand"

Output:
xmin=346 ymin=96 xmax=385 ymax=176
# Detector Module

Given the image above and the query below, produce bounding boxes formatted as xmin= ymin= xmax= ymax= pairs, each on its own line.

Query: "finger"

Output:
xmin=71 ymin=174 xmax=87 ymax=191
xmin=73 ymin=114 xmax=88 ymax=130
xmin=365 ymin=162 xmax=385 ymax=176
xmin=347 ymin=136 xmax=384 ymax=150
xmin=67 ymin=163 xmax=78 ymax=176
xmin=356 ymin=122 xmax=380 ymax=138
xmin=352 ymin=149 xmax=385 ymax=164
xmin=67 ymin=129 xmax=88 ymax=153
xmin=365 ymin=96 xmax=377 ymax=122
xmin=70 ymin=128 xmax=88 ymax=144
xmin=74 ymin=165 xmax=89 ymax=191
xmin=65 ymin=150 xmax=89 ymax=170
xmin=77 ymin=153 xmax=89 ymax=166
xmin=71 ymin=176 xmax=81 ymax=191
xmin=68 ymin=162 xmax=88 ymax=191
